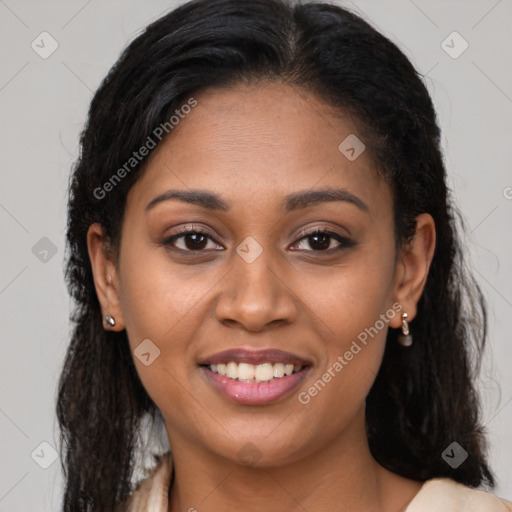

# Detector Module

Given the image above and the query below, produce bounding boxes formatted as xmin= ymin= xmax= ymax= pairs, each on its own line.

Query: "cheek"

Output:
xmin=294 ymin=284 xmax=392 ymax=446
xmin=300 ymin=239 xmax=396 ymax=342
xmin=293 ymin=240 xmax=396 ymax=409
xmin=118 ymin=237 xmax=206 ymax=344
xmin=116 ymin=241 xmax=224 ymax=411
xmin=301 ymin=276 xmax=390 ymax=402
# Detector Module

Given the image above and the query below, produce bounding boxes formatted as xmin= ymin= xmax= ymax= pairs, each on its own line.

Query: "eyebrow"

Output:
xmin=144 ymin=187 xmax=369 ymax=213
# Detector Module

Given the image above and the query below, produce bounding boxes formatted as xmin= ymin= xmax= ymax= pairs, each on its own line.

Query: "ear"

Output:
xmin=389 ymin=213 xmax=436 ymax=328
xmin=86 ymin=223 xmax=125 ymax=331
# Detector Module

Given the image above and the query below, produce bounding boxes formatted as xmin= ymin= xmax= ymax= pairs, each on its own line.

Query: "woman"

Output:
xmin=56 ymin=0 xmax=512 ymax=510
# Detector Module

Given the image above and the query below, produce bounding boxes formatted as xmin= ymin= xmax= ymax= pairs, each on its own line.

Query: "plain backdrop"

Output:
xmin=0 ymin=0 xmax=511 ymax=510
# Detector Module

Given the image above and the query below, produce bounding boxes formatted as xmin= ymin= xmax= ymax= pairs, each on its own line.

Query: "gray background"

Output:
xmin=0 ymin=0 xmax=511 ymax=510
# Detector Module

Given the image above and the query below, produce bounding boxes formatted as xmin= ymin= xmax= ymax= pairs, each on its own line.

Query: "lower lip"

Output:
xmin=199 ymin=366 xmax=311 ymax=405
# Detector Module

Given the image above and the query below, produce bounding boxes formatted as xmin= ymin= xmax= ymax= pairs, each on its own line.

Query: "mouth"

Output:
xmin=198 ymin=348 xmax=312 ymax=404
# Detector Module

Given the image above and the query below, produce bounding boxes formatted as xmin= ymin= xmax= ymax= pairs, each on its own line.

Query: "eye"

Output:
xmin=291 ymin=228 xmax=354 ymax=252
xmin=162 ymin=226 xmax=224 ymax=252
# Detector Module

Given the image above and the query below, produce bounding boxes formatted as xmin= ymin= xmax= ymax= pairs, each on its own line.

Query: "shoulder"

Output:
xmin=119 ymin=451 xmax=173 ymax=512
xmin=406 ymin=478 xmax=512 ymax=512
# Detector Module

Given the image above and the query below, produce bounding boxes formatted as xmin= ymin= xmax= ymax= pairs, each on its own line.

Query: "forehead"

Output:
xmin=126 ymin=82 xmax=390 ymax=217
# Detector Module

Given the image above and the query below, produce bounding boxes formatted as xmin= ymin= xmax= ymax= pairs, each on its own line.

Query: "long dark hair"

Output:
xmin=57 ymin=0 xmax=495 ymax=510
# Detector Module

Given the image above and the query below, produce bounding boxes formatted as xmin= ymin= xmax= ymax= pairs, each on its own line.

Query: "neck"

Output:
xmin=165 ymin=408 xmax=421 ymax=512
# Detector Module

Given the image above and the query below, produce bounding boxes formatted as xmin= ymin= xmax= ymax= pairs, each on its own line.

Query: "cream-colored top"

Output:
xmin=123 ymin=451 xmax=512 ymax=511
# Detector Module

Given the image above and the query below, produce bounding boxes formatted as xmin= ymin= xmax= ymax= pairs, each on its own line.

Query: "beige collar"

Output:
xmin=404 ymin=477 xmax=512 ymax=511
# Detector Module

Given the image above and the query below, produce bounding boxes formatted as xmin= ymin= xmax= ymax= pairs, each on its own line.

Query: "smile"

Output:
xmin=197 ymin=348 xmax=312 ymax=405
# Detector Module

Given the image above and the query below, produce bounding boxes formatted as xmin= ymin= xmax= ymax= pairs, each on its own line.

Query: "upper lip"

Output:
xmin=198 ymin=348 xmax=313 ymax=366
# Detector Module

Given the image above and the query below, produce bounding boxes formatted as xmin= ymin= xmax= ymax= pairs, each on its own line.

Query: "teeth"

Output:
xmin=226 ymin=361 xmax=238 ymax=379
xmin=254 ymin=363 xmax=273 ymax=381
xmin=207 ymin=361 xmax=305 ymax=382
xmin=273 ymin=363 xmax=285 ymax=378
xmin=238 ymin=363 xmax=255 ymax=380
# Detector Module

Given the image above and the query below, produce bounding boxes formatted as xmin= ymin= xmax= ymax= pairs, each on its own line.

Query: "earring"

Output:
xmin=397 ymin=312 xmax=413 ymax=347
xmin=104 ymin=315 xmax=116 ymax=328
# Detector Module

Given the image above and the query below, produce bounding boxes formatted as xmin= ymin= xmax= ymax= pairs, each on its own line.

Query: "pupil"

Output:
xmin=311 ymin=234 xmax=329 ymax=250
xmin=186 ymin=233 xmax=207 ymax=250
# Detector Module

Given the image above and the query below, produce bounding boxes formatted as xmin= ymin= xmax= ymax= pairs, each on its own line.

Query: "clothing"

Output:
xmin=123 ymin=451 xmax=512 ymax=511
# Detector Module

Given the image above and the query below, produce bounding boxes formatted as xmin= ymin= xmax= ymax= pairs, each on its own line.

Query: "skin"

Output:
xmin=87 ymin=81 xmax=436 ymax=512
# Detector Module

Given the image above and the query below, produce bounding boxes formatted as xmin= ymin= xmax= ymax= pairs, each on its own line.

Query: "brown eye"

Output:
xmin=292 ymin=229 xmax=354 ymax=252
xmin=163 ymin=227 xmax=223 ymax=252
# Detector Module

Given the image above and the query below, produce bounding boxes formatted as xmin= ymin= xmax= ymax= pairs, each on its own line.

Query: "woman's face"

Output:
xmin=91 ymin=82 xmax=427 ymax=466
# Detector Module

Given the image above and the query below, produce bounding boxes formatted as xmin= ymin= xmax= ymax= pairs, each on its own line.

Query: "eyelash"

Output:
xmin=162 ymin=225 xmax=355 ymax=254
xmin=294 ymin=228 xmax=355 ymax=252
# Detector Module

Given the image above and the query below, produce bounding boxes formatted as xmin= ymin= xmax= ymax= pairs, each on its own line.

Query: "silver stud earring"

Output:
xmin=397 ymin=312 xmax=413 ymax=347
xmin=104 ymin=315 xmax=116 ymax=328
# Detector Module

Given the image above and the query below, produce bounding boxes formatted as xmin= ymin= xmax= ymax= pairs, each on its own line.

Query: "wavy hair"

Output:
xmin=57 ymin=0 xmax=494 ymax=510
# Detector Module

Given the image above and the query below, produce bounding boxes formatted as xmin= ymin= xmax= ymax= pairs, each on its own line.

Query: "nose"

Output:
xmin=214 ymin=248 xmax=298 ymax=333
